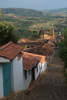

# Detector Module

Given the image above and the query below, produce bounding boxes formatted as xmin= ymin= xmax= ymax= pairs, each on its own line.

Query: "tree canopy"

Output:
xmin=58 ymin=28 xmax=67 ymax=68
xmin=62 ymin=28 xmax=67 ymax=39
xmin=0 ymin=22 xmax=18 ymax=46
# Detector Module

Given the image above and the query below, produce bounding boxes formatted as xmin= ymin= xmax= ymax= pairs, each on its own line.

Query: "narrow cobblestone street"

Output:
xmin=3 ymin=49 xmax=67 ymax=100
xmin=22 ymin=49 xmax=67 ymax=100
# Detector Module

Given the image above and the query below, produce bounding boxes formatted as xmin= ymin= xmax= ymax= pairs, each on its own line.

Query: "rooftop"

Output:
xmin=25 ymin=43 xmax=54 ymax=57
xmin=17 ymin=38 xmax=30 ymax=43
xmin=23 ymin=57 xmax=37 ymax=70
xmin=0 ymin=42 xmax=23 ymax=60
xmin=18 ymin=38 xmax=44 ymax=43
xmin=22 ymin=52 xmax=46 ymax=70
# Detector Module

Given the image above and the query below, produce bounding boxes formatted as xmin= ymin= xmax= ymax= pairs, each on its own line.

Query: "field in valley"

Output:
xmin=0 ymin=8 xmax=67 ymax=39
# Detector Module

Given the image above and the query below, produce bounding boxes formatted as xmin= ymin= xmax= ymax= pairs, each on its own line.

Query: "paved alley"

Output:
xmin=4 ymin=49 xmax=67 ymax=100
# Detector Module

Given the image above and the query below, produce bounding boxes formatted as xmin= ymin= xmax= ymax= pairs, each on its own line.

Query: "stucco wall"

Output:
xmin=0 ymin=57 xmax=10 ymax=63
xmin=34 ymin=62 xmax=47 ymax=80
xmin=0 ymin=64 xmax=3 ymax=98
xmin=23 ymin=70 xmax=32 ymax=90
xmin=39 ymin=62 xmax=47 ymax=74
xmin=42 ymin=62 xmax=47 ymax=72
xmin=11 ymin=56 xmax=24 ymax=92
xmin=35 ymin=64 xmax=40 ymax=80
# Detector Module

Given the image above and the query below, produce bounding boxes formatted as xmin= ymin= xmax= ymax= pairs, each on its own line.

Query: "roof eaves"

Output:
xmin=0 ymin=41 xmax=12 ymax=51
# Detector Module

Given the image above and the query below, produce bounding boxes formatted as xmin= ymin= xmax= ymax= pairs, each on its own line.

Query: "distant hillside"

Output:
xmin=44 ymin=8 xmax=67 ymax=13
xmin=0 ymin=8 xmax=67 ymax=39
xmin=2 ymin=8 xmax=44 ymax=17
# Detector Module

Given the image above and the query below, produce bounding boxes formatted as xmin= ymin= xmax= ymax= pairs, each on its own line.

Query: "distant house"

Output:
xmin=17 ymin=38 xmax=30 ymax=43
xmin=23 ymin=42 xmax=55 ymax=64
xmin=0 ymin=42 xmax=23 ymax=98
xmin=58 ymin=32 xmax=64 ymax=42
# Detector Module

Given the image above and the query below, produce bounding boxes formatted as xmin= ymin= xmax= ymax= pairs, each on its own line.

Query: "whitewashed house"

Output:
xmin=0 ymin=42 xmax=48 ymax=99
xmin=22 ymin=57 xmax=37 ymax=90
xmin=0 ymin=42 xmax=23 ymax=98
xmin=22 ymin=52 xmax=47 ymax=87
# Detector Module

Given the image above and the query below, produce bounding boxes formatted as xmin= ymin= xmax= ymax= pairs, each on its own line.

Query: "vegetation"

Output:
xmin=24 ymin=45 xmax=28 ymax=48
xmin=0 ymin=8 xmax=67 ymax=39
xmin=58 ymin=28 xmax=67 ymax=82
xmin=0 ymin=22 xmax=18 ymax=46
xmin=2 ymin=8 xmax=44 ymax=17
xmin=59 ymin=29 xmax=67 ymax=67
xmin=44 ymin=8 xmax=67 ymax=13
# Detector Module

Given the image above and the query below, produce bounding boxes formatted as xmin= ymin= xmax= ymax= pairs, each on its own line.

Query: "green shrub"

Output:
xmin=24 ymin=45 xmax=28 ymax=48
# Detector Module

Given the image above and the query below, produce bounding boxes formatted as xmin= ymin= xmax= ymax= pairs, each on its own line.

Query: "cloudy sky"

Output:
xmin=0 ymin=0 xmax=67 ymax=10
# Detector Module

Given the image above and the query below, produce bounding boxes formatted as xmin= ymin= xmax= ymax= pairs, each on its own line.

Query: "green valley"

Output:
xmin=0 ymin=8 xmax=67 ymax=39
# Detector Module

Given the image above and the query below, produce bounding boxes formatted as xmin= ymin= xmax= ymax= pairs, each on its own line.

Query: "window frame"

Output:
xmin=24 ymin=70 xmax=27 ymax=80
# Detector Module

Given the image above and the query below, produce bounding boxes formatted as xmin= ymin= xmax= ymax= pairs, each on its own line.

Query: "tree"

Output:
xmin=62 ymin=28 xmax=67 ymax=39
xmin=58 ymin=28 xmax=67 ymax=68
xmin=33 ymin=30 xmax=39 ymax=38
xmin=0 ymin=22 xmax=18 ymax=46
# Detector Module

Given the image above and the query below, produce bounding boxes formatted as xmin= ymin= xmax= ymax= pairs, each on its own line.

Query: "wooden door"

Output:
xmin=2 ymin=63 xmax=11 ymax=97
xmin=32 ymin=67 xmax=35 ymax=80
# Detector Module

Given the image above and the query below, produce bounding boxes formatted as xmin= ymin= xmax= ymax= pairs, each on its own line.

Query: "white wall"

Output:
xmin=34 ymin=62 xmax=47 ymax=81
xmin=0 ymin=57 xmax=10 ymax=63
xmin=42 ymin=62 xmax=47 ymax=72
xmin=39 ymin=62 xmax=47 ymax=74
xmin=0 ymin=64 xmax=3 ymax=98
xmin=35 ymin=64 xmax=40 ymax=80
xmin=11 ymin=56 xmax=24 ymax=92
xmin=23 ymin=70 xmax=32 ymax=90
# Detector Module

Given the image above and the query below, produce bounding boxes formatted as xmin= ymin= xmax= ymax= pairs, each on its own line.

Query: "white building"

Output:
xmin=0 ymin=42 xmax=23 ymax=98
xmin=0 ymin=42 xmax=48 ymax=99
xmin=22 ymin=52 xmax=47 ymax=88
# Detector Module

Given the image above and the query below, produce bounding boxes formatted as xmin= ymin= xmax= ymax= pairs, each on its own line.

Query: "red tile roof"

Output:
xmin=18 ymin=38 xmax=30 ymax=43
xmin=18 ymin=38 xmax=44 ymax=43
xmin=22 ymin=52 xmax=46 ymax=70
xmin=48 ymin=39 xmax=55 ymax=47
xmin=23 ymin=57 xmax=37 ymax=70
xmin=26 ymin=44 xmax=54 ymax=57
xmin=0 ymin=42 xmax=23 ymax=60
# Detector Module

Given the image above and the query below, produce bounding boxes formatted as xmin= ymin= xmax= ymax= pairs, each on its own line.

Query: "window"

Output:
xmin=24 ymin=70 xmax=27 ymax=80
xmin=41 ymin=63 xmax=42 ymax=69
xmin=29 ymin=70 xmax=30 ymax=75
xmin=37 ymin=67 xmax=38 ymax=72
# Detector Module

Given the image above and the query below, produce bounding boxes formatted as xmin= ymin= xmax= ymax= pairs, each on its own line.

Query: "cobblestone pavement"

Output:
xmin=3 ymin=49 xmax=67 ymax=100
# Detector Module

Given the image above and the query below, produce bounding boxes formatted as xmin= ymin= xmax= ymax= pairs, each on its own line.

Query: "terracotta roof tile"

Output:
xmin=0 ymin=42 xmax=12 ymax=51
xmin=0 ymin=42 xmax=23 ymax=60
xmin=23 ymin=57 xmax=37 ymax=70
xmin=22 ymin=52 xmax=46 ymax=70
xmin=26 ymin=43 xmax=54 ymax=57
